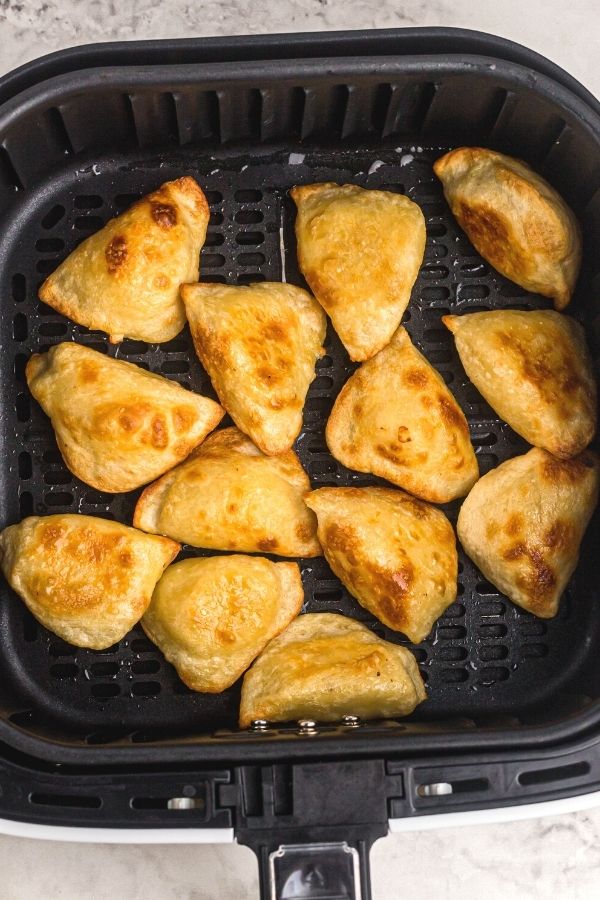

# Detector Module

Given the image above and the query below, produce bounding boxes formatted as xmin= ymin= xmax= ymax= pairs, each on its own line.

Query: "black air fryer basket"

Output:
xmin=0 ymin=28 xmax=599 ymax=899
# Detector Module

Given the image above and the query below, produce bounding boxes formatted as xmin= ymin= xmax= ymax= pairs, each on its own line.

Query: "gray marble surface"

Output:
xmin=1 ymin=807 xmax=600 ymax=899
xmin=0 ymin=1 xmax=599 ymax=898
xmin=0 ymin=0 xmax=598 ymax=96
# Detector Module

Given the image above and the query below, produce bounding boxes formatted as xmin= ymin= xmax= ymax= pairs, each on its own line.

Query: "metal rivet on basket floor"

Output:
xmin=297 ymin=719 xmax=318 ymax=735
xmin=342 ymin=715 xmax=361 ymax=727
xmin=250 ymin=719 xmax=269 ymax=732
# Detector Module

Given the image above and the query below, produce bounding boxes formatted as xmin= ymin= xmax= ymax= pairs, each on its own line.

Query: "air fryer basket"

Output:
xmin=0 ymin=28 xmax=599 ymax=900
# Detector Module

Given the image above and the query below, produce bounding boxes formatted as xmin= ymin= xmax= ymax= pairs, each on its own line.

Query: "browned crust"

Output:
xmin=154 ymin=535 xmax=182 ymax=566
xmin=26 ymin=344 xmax=225 ymax=494
xmin=289 ymin=183 xmax=336 ymax=205
xmin=441 ymin=314 xmax=459 ymax=334
xmin=133 ymin=475 xmax=172 ymax=533
xmin=434 ymin=147 xmax=521 ymax=178
xmin=38 ymin=278 xmax=69 ymax=314
xmin=325 ymin=355 xmax=476 ymax=504
xmin=154 ymin=176 xmax=210 ymax=223
xmin=434 ymin=148 xmax=580 ymax=310
xmin=25 ymin=352 xmax=45 ymax=386
xmin=40 ymin=175 xmax=210 ymax=322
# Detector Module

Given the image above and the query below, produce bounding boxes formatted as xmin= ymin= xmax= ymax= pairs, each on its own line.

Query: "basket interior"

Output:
xmin=0 ymin=63 xmax=599 ymax=751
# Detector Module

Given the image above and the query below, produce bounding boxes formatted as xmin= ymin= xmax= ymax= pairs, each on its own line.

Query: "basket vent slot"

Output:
xmin=217 ymin=88 xmax=262 ymax=143
xmin=129 ymin=92 xmax=179 ymax=148
xmin=91 ymin=683 xmax=120 ymax=699
xmin=30 ymin=792 xmax=102 ymax=809
xmin=242 ymin=766 xmax=264 ymax=817
xmin=300 ymin=84 xmax=348 ymax=140
xmin=45 ymin=107 xmax=75 ymax=155
xmin=49 ymin=663 xmax=78 ymax=679
xmin=173 ymin=90 xmax=220 ymax=144
xmin=518 ymin=761 xmax=590 ymax=787
xmin=0 ymin=145 xmax=23 ymax=191
xmin=131 ymin=681 xmax=161 ymax=697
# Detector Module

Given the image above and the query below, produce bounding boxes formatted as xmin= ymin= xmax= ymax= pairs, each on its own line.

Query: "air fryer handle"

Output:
xmin=255 ymin=838 xmax=372 ymax=900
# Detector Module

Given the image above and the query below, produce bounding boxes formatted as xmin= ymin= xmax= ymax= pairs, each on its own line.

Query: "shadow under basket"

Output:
xmin=0 ymin=30 xmax=599 ymax=771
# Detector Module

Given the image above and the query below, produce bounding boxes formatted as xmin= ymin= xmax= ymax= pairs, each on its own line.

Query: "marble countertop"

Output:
xmin=0 ymin=0 xmax=598 ymax=98
xmin=0 ymin=2 xmax=598 ymax=898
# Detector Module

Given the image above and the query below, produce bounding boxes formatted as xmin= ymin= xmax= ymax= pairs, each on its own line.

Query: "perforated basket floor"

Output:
xmin=0 ymin=144 xmax=598 ymax=746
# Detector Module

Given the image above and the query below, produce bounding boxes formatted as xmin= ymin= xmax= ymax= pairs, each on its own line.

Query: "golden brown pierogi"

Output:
xmin=457 ymin=448 xmax=599 ymax=618
xmin=26 ymin=342 xmax=224 ymax=492
xmin=306 ymin=487 xmax=457 ymax=643
xmin=326 ymin=327 xmax=478 ymax=502
xmin=291 ymin=183 xmax=426 ymax=360
xmin=134 ymin=427 xmax=321 ymax=557
xmin=443 ymin=310 xmax=596 ymax=459
xmin=434 ymin=148 xmax=581 ymax=309
xmin=239 ymin=613 xmax=426 ymax=727
xmin=39 ymin=177 xmax=210 ymax=342
xmin=0 ymin=514 xmax=179 ymax=649
xmin=142 ymin=555 xmax=303 ymax=693
xmin=182 ymin=281 xmax=325 ymax=455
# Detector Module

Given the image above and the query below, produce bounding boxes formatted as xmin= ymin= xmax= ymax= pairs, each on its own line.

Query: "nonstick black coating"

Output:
xmin=0 ymin=141 xmax=598 ymax=747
